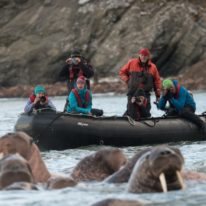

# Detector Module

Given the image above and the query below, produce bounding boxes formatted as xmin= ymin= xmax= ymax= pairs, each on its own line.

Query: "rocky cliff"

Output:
xmin=0 ymin=0 xmax=206 ymax=87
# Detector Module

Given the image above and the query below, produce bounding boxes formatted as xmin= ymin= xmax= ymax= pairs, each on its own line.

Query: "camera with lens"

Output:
xmin=40 ymin=96 xmax=46 ymax=103
xmin=135 ymin=97 xmax=142 ymax=103
xmin=70 ymin=57 xmax=79 ymax=65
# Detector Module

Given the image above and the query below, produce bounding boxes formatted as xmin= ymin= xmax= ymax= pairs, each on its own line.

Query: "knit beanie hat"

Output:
xmin=70 ymin=49 xmax=81 ymax=58
xmin=139 ymin=48 xmax=150 ymax=57
xmin=77 ymin=76 xmax=86 ymax=84
xmin=34 ymin=85 xmax=46 ymax=95
xmin=162 ymin=79 xmax=174 ymax=90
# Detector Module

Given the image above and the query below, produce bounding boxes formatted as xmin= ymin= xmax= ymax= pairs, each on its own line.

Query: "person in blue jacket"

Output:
xmin=157 ymin=79 xmax=206 ymax=136
xmin=66 ymin=76 xmax=92 ymax=114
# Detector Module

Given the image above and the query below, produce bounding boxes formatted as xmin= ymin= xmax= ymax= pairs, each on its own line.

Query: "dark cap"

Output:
xmin=70 ymin=49 xmax=81 ymax=58
xmin=134 ymin=88 xmax=145 ymax=97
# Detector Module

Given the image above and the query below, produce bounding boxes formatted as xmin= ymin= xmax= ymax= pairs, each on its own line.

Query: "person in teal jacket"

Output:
xmin=66 ymin=76 xmax=92 ymax=114
xmin=157 ymin=79 xmax=206 ymax=137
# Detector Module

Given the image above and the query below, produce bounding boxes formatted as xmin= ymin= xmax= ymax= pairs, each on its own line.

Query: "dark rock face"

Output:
xmin=0 ymin=0 xmax=206 ymax=86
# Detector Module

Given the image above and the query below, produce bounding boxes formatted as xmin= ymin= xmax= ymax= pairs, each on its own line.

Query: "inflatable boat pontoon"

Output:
xmin=14 ymin=109 xmax=206 ymax=150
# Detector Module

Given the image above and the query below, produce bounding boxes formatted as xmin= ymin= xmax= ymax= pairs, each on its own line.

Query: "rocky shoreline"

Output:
xmin=0 ymin=79 xmax=127 ymax=98
xmin=1 ymin=0 xmax=206 ymax=87
xmin=0 ymin=75 xmax=205 ymax=98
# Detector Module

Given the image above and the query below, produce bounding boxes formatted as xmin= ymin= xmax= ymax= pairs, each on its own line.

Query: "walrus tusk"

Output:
xmin=176 ymin=171 xmax=185 ymax=190
xmin=159 ymin=173 xmax=168 ymax=192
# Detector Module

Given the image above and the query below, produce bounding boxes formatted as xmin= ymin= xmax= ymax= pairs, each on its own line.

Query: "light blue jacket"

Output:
xmin=24 ymin=99 xmax=56 ymax=113
xmin=66 ymin=88 xmax=92 ymax=114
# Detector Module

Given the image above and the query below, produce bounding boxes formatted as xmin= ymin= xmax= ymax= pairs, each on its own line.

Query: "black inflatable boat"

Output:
xmin=14 ymin=109 xmax=206 ymax=150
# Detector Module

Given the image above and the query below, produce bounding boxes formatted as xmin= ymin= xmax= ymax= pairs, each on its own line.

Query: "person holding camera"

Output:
xmin=59 ymin=49 xmax=94 ymax=94
xmin=119 ymin=48 xmax=161 ymax=115
xmin=124 ymin=88 xmax=151 ymax=120
xmin=157 ymin=79 xmax=206 ymax=137
xmin=24 ymin=85 xmax=56 ymax=113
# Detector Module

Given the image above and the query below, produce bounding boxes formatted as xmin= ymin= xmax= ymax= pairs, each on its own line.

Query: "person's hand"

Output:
xmin=33 ymin=96 xmax=40 ymax=104
xmin=66 ymin=57 xmax=81 ymax=65
xmin=156 ymin=96 xmax=160 ymax=103
xmin=66 ymin=57 xmax=72 ymax=64
xmin=162 ymin=89 xmax=168 ymax=96
xmin=131 ymin=97 xmax=136 ymax=103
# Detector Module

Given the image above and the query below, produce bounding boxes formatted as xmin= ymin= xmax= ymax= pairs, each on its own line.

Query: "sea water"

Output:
xmin=0 ymin=92 xmax=206 ymax=206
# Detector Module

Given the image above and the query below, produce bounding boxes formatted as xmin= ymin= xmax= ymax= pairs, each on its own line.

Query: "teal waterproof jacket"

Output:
xmin=157 ymin=80 xmax=196 ymax=112
xmin=66 ymin=88 xmax=92 ymax=114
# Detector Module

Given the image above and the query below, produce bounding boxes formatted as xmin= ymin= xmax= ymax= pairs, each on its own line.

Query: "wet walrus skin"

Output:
xmin=0 ymin=132 xmax=51 ymax=182
xmin=71 ymin=147 xmax=127 ymax=182
xmin=105 ymin=148 xmax=151 ymax=183
xmin=0 ymin=154 xmax=34 ymax=189
xmin=127 ymin=146 xmax=185 ymax=193
xmin=46 ymin=175 xmax=77 ymax=189
xmin=91 ymin=198 xmax=143 ymax=206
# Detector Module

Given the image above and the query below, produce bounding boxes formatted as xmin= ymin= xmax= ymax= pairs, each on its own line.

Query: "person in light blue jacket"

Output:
xmin=24 ymin=85 xmax=56 ymax=113
xmin=157 ymin=79 xmax=206 ymax=137
xmin=66 ymin=76 xmax=92 ymax=114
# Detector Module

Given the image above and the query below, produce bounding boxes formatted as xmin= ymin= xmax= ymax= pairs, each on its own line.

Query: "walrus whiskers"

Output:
xmin=159 ymin=173 xmax=167 ymax=192
xmin=176 ymin=171 xmax=185 ymax=189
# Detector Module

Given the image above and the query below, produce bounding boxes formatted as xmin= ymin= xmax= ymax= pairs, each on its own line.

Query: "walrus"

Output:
xmin=71 ymin=147 xmax=127 ymax=182
xmin=46 ymin=175 xmax=77 ymax=189
xmin=0 ymin=132 xmax=51 ymax=182
xmin=105 ymin=148 xmax=151 ymax=183
xmin=127 ymin=145 xmax=185 ymax=193
xmin=106 ymin=146 xmax=206 ymax=185
xmin=91 ymin=198 xmax=143 ymax=206
xmin=0 ymin=153 xmax=34 ymax=189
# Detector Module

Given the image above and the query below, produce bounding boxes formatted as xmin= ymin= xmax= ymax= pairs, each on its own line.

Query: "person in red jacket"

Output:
xmin=119 ymin=48 xmax=161 ymax=114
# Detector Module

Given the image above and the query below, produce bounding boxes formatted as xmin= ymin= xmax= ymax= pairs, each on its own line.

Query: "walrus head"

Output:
xmin=0 ymin=132 xmax=33 ymax=160
xmin=127 ymin=146 xmax=185 ymax=193
xmin=0 ymin=132 xmax=51 ymax=182
xmin=94 ymin=147 xmax=127 ymax=172
xmin=0 ymin=153 xmax=34 ymax=189
xmin=71 ymin=147 xmax=127 ymax=182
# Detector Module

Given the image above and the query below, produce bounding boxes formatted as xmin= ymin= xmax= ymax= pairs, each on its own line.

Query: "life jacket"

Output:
xmin=134 ymin=98 xmax=148 ymax=120
xmin=174 ymin=83 xmax=181 ymax=99
xmin=29 ymin=94 xmax=48 ymax=102
xmin=71 ymin=88 xmax=90 ymax=108
xmin=69 ymin=66 xmax=84 ymax=81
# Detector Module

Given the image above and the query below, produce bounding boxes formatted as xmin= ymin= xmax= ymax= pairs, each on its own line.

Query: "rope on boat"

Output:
xmin=202 ymin=111 xmax=206 ymax=121
xmin=202 ymin=111 xmax=206 ymax=116
xmin=142 ymin=118 xmax=160 ymax=127
xmin=36 ymin=112 xmax=65 ymax=142
xmin=125 ymin=115 xmax=136 ymax=126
